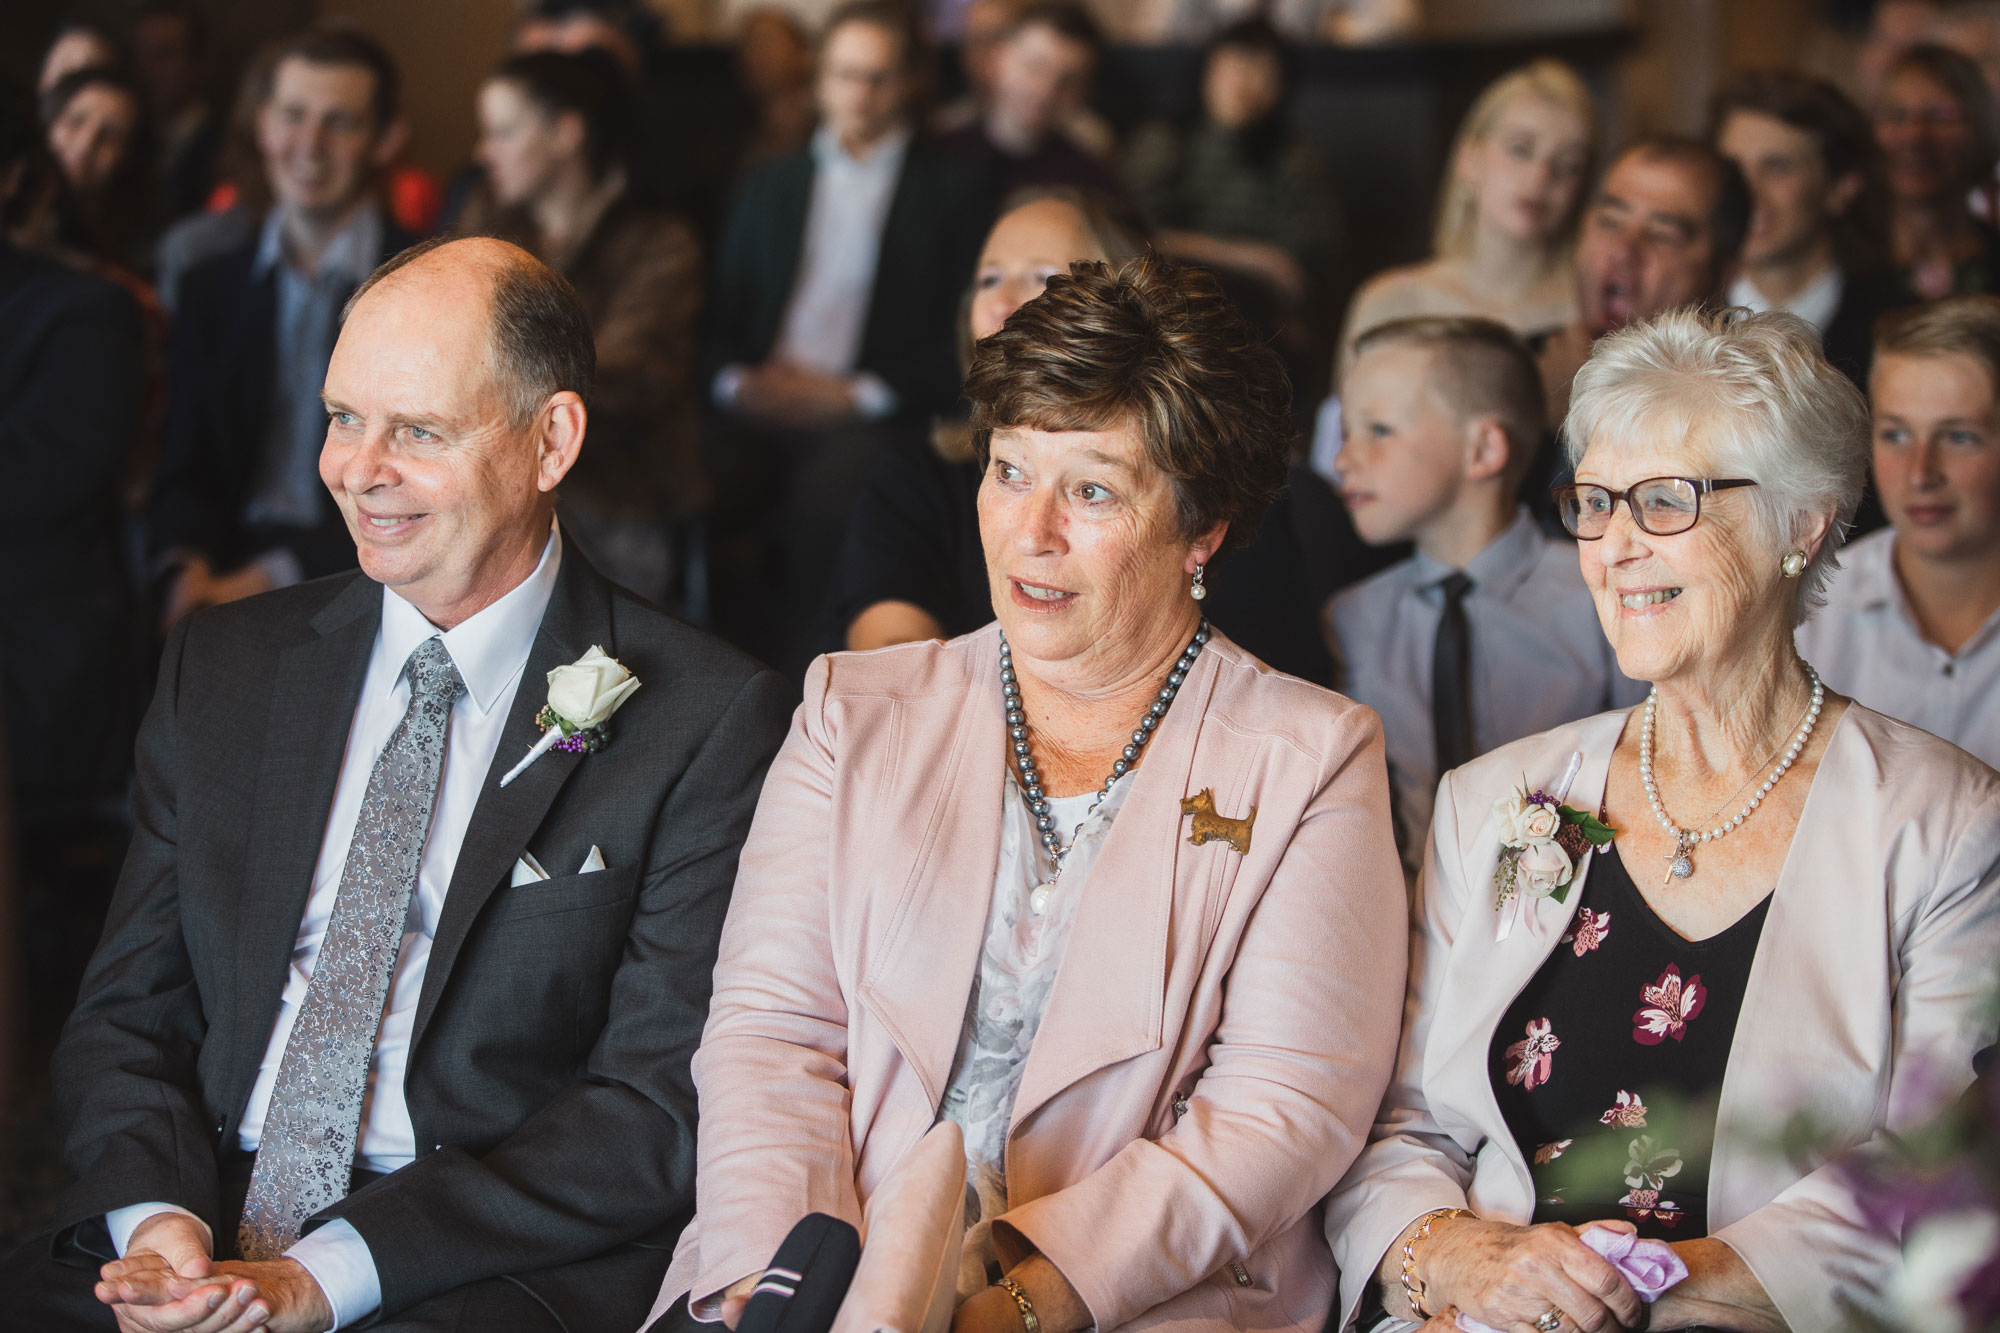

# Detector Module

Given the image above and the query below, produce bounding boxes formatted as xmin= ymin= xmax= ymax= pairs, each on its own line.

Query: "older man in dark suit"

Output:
xmin=5 ymin=234 xmax=791 ymax=1332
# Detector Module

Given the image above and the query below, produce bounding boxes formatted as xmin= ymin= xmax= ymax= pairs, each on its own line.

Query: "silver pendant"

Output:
xmin=1029 ymin=882 xmax=1055 ymax=915
xmin=1671 ymin=854 xmax=1694 ymax=879
xmin=1663 ymin=837 xmax=1695 ymax=884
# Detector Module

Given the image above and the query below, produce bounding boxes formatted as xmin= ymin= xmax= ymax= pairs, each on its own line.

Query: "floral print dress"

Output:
xmin=1488 ymin=846 xmax=1771 ymax=1238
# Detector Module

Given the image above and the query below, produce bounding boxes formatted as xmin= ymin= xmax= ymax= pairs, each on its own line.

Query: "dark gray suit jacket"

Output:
xmin=44 ymin=547 xmax=791 ymax=1323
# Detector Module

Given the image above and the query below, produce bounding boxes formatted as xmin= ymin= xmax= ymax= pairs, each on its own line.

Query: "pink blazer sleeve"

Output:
xmin=992 ymin=701 xmax=1409 ymax=1329
xmin=684 ymin=655 xmax=863 ymax=1307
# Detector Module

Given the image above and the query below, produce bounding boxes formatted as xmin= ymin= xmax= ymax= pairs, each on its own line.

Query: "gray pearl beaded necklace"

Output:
xmin=1000 ymin=622 xmax=1209 ymax=901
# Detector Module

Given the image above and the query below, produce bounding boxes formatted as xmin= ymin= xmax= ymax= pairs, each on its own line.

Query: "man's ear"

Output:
xmin=535 ymin=390 xmax=587 ymax=492
xmin=1465 ymin=416 xmax=1512 ymax=484
xmin=371 ymin=116 xmax=412 ymax=169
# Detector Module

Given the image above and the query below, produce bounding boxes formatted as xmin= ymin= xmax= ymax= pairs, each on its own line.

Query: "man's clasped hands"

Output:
xmin=93 ymin=1213 xmax=332 ymax=1333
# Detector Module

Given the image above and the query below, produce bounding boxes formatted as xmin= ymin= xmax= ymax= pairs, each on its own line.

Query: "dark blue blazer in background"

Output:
xmin=149 ymin=219 xmax=417 ymax=582
xmin=707 ymin=140 xmax=991 ymax=421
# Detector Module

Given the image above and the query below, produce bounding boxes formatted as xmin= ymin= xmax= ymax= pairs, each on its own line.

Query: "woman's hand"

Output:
xmin=951 ymin=1256 xmax=1091 ymax=1333
xmin=1418 ymin=1216 xmax=1643 ymax=1333
xmin=718 ymin=1272 xmax=761 ymax=1331
xmin=1643 ymin=1239 xmax=1787 ymax=1333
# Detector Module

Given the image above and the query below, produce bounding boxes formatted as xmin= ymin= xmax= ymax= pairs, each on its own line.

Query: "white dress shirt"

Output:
xmin=714 ymin=124 xmax=909 ymax=420
xmin=1796 ymin=527 xmax=2000 ymax=769
xmin=107 ymin=525 xmax=563 ymax=1329
xmin=1728 ymin=263 xmax=1844 ymax=333
xmin=1328 ymin=509 xmax=1645 ymax=876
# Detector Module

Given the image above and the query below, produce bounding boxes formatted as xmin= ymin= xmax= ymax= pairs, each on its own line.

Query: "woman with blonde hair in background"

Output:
xmin=1337 ymin=60 xmax=1596 ymax=376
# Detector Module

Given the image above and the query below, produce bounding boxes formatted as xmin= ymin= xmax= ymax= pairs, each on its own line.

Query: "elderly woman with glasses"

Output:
xmin=1323 ymin=308 xmax=2000 ymax=1333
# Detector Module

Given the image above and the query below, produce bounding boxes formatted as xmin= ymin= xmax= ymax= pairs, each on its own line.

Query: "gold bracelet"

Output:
xmin=1399 ymin=1207 xmax=1475 ymax=1320
xmin=995 ymin=1275 xmax=1040 ymax=1333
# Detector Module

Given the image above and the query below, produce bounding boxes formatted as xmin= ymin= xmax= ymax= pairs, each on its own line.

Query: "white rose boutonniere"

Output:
xmin=498 ymin=646 xmax=641 ymax=787
xmin=1493 ymin=764 xmax=1617 ymax=940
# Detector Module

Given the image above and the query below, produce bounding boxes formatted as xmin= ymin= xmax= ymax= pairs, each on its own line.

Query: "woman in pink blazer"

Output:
xmin=647 ymin=255 xmax=1407 ymax=1333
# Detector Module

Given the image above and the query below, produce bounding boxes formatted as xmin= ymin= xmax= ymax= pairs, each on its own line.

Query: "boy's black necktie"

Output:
xmin=1432 ymin=572 xmax=1476 ymax=778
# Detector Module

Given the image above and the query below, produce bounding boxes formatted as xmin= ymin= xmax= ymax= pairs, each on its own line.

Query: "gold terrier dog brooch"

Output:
xmin=1180 ymin=789 xmax=1256 ymax=855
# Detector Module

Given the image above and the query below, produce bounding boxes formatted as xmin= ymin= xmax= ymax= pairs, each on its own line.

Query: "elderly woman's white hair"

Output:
xmin=1563 ymin=306 xmax=1869 ymax=624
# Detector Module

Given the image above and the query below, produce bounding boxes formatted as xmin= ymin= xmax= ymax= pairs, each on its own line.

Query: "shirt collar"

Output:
xmin=811 ymin=122 xmax=912 ymax=172
xmin=1847 ymin=529 xmax=2000 ymax=657
xmin=377 ymin=522 xmax=563 ymax=715
xmin=1407 ymin=508 xmax=1544 ymax=600
xmin=1728 ymin=264 xmax=1845 ymax=332
xmin=252 ymin=199 xmax=385 ymax=285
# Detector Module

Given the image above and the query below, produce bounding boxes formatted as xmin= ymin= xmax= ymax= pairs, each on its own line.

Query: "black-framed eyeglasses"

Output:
xmin=1552 ymin=476 xmax=1759 ymax=539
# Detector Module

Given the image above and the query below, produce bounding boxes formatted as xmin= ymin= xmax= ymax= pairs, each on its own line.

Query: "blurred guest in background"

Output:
xmin=1534 ymin=135 xmax=1750 ymax=425
xmin=0 ymin=76 xmax=145 ymax=1045
xmin=936 ymin=0 xmax=1118 ymax=161
xmin=707 ymin=0 xmax=987 ymax=674
xmin=33 ymin=65 xmax=157 ymax=277
xmin=1122 ymin=18 xmax=1338 ymax=317
xmin=1799 ymin=294 xmax=2000 ymax=769
xmin=1330 ymin=316 xmax=1639 ymax=877
xmin=1339 ymin=60 xmax=1595 ymax=376
xmin=153 ymin=44 xmax=282 ymax=317
xmin=131 ymin=0 xmax=219 ymax=224
xmin=151 ymin=28 xmax=413 ymax=629
xmin=734 ymin=8 xmax=817 ymax=168
xmin=1875 ymin=43 xmax=2000 ymax=302
xmin=470 ymin=48 xmax=704 ymax=607
xmin=1711 ymin=70 xmax=1892 ymax=386
xmin=938 ymin=2 xmax=1123 ymax=201
xmin=36 ymin=24 xmax=120 ymax=99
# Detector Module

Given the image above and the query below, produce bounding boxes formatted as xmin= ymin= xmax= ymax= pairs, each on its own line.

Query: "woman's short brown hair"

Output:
xmin=964 ymin=252 xmax=1293 ymax=553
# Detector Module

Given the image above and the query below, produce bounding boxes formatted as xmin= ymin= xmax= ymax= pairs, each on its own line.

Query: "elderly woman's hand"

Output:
xmin=1415 ymin=1216 xmax=1643 ymax=1333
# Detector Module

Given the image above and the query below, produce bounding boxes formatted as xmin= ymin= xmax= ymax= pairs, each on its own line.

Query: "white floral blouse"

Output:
xmin=937 ymin=770 xmax=1134 ymax=1300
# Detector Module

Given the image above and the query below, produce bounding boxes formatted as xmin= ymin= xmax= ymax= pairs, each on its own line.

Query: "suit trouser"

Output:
xmin=2 ymin=1153 xmax=683 ymax=1332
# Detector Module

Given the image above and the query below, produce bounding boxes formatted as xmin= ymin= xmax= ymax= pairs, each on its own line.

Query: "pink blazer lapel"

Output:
xmin=1008 ymin=642 xmax=1223 ymax=1129
xmin=858 ymin=631 xmax=1009 ymax=1111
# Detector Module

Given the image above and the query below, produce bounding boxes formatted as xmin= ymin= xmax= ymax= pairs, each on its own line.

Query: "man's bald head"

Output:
xmin=346 ymin=235 xmax=595 ymax=430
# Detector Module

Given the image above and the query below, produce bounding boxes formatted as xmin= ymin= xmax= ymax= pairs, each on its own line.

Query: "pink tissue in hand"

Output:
xmin=1452 ymin=1226 xmax=1687 ymax=1333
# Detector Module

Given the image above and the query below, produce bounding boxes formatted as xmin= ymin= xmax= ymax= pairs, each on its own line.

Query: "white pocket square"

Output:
xmin=510 ymin=845 xmax=606 ymax=886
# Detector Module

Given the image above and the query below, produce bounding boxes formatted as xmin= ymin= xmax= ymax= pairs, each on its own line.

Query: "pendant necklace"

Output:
xmin=1000 ymin=622 xmax=1208 ymax=915
xmin=1639 ymin=664 xmax=1823 ymax=883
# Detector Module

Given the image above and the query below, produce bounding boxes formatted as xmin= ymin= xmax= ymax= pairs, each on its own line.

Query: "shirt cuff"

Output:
xmin=287 ymin=1219 xmax=381 ymax=1331
xmin=713 ymin=363 xmax=749 ymax=409
xmin=249 ymin=546 xmax=305 ymax=590
xmin=106 ymin=1203 xmax=212 ymax=1258
xmin=849 ymin=372 xmax=899 ymax=421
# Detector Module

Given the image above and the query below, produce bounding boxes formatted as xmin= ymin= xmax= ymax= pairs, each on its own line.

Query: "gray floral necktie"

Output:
xmin=237 ymin=636 xmax=465 ymax=1260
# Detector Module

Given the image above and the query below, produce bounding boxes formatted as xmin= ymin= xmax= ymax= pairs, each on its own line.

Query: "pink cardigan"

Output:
xmin=649 ymin=625 xmax=1407 ymax=1332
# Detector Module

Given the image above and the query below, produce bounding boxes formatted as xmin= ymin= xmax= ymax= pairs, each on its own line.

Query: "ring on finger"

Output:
xmin=1535 ymin=1308 xmax=1566 ymax=1333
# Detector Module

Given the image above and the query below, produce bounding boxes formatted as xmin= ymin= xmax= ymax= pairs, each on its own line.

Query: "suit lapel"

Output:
xmin=407 ymin=554 xmax=607 ymax=1054
xmin=228 ymin=575 xmax=379 ymax=1094
xmin=1008 ymin=640 xmax=1220 ymax=1128
xmin=858 ymin=628 xmax=1007 ymax=1112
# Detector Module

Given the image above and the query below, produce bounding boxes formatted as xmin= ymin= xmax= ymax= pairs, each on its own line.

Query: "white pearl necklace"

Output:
xmin=1639 ymin=665 xmax=1823 ymax=884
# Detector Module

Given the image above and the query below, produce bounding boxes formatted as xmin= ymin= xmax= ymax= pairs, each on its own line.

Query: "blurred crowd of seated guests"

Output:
xmin=7 ymin=0 xmax=2000 ymax=1073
